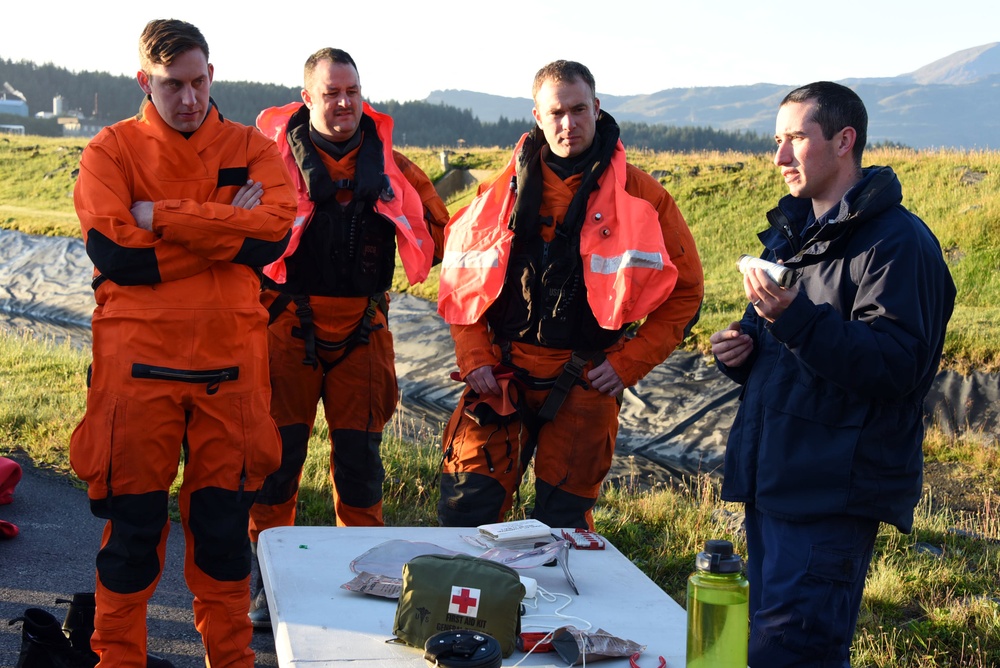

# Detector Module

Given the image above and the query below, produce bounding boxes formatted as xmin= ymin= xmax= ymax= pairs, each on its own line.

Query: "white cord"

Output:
xmin=512 ymin=586 xmax=596 ymax=667
xmin=520 ymin=585 xmax=594 ymax=632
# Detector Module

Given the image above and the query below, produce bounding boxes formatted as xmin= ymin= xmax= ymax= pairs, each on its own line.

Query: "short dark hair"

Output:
xmin=304 ymin=48 xmax=359 ymax=88
xmin=532 ymin=60 xmax=596 ymax=100
xmin=139 ymin=19 xmax=209 ymax=73
xmin=782 ymin=81 xmax=868 ymax=167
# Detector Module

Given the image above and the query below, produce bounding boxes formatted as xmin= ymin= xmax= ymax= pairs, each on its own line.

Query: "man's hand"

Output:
xmin=745 ymin=266 xmax=798 ymax=323
xmin=587 ymin=359 xmax=625 ymax=396
xmin=711 ymin=321 xmax=753 ymax=367
xmin=130 ymin=201 xmax=155 ymax=231
xmin=465 ymin=365 xmax=501 ymax=395
xmin=232 ymin=179 xmax=264 ymax=210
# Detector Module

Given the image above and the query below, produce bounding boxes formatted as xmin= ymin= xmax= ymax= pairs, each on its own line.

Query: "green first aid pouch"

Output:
xmin=392 ymin=553 xmax=525 ymax=657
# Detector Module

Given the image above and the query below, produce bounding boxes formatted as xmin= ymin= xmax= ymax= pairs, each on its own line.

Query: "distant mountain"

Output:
xmin=427 ymin=43 xmax=1000 ymax=150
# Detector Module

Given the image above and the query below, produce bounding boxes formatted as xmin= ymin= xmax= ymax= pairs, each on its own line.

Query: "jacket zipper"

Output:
xmin=766 ymin=208 xmax=800 ymax=255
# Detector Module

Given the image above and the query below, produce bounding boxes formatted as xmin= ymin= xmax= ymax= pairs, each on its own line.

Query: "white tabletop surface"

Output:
xmin=257 ymin=526 xmax=687 ymax=667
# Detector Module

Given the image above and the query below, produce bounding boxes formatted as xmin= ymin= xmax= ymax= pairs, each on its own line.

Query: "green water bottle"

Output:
xmin=686 ymin=539 xmax=749 ymax=668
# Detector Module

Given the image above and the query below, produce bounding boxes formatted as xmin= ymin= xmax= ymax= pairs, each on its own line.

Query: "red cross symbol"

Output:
xmin=450 ymin=587 xmax=479 ymax=615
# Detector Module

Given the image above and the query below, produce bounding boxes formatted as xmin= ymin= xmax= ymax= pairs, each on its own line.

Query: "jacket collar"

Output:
xmin=138 ymin=96 xmax=222 ymax=142
xmin=762 ymin=166 xmax=903 ymax=260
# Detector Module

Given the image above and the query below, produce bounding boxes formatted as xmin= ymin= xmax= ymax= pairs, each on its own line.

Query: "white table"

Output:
xmin=257 ymin=526 xmax=687 ymax=667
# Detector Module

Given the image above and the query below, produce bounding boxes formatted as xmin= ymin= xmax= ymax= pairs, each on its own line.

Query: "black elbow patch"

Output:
xmin=217 ymin=166 xmax=249 ymax=187
xmin=87 ymin=230 xmax=161 ymax=286
xmin=233 ymin=228 xmax=291 ymax=267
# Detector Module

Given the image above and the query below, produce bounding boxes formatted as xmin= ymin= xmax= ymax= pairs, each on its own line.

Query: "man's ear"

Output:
xmin=531 ymin=106 xmax=542 ymax=128
xmin=136 ymin=70 xmax=152 ymax=95
xmin=837 ymin=126 xmax=857 ymax=159
xmin=594 ymin=97 xmax=601 ymax=119
xmin=301 ymin=87 xmax=312 ymax=107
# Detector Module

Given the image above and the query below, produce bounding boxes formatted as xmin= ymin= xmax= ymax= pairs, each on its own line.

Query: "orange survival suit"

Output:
xmin=71 ymin=99 xmax=296 ymax=667
xmin=249 ymin=102 xmax=446 ymax=535
xmin=436 ymin=113 xmax=704 ymax=529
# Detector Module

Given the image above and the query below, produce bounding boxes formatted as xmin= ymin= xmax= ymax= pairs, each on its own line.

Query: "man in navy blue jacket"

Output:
xmin=711 ymin=81 xmax=955 ymax=667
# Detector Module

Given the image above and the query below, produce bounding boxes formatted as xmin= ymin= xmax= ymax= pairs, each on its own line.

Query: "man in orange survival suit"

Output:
xmin=248 ymin=48 xmax=447 ymax=626
xmin=437 ymin=60 xmax=704 ymax=529
xmin=70 ymin=19 xmax=295 ymax=667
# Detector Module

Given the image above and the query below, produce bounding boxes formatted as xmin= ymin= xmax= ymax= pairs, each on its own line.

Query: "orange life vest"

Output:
xmin=438 ymin=133 xmax=678 ymax=330
xmin=256 ymin=102 xmax=433 ymax=286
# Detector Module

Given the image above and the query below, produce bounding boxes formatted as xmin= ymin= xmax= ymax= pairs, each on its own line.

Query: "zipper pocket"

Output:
xmin=131 ymin=363 xmax=240 ymax=396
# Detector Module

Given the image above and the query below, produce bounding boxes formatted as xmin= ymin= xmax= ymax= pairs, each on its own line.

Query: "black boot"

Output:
xmin=57 ymin=593 xmax=99 ymax=665
xmin=249 ymin=545 xmax=271 ymax=631
xmin=9 ymin=607 xmax=95 ymax=668
xmin=55 ymin=593 xmax=176 ymax=668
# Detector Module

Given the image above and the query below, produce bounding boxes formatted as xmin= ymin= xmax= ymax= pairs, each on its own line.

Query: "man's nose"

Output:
xmin=774 ymin=142 xmax=791 ymax=166
xmin=180 ymin=85 xmax=198 ymax=107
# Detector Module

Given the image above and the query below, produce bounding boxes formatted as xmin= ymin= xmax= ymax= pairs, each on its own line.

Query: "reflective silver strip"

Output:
xmin=590 ymin=250 xmax=664 ymax=274
xmin=442 ymin=249 xmax=500 ymax=269
xmin=392 ymin=213 xmax=415 ymax=232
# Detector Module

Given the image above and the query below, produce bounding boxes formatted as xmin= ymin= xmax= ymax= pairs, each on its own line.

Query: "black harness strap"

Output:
xmin=266 ymin=293 xmax=294 ymax=325
xmin=517 ymin=350 xmax=603 ymax=473
xmin=536 ymin=350 xmax=604 ymax=423
xmin=283 ymin=293 xmax=387 ymax=373
xmin=315 ymin=294 xmax=382 ymax=373
xmin=293 ymin=296 xmax=318 ymax=368
xmin=266 ymin=292 xmax=321 ymax=368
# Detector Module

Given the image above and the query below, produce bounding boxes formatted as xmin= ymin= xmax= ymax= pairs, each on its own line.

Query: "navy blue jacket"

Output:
xmin=718 ymin=166 xmax=956 ymax=532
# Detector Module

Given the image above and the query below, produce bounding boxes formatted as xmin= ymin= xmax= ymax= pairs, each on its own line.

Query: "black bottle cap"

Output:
xmin=696 ymin=539 xmax=743 ymax=574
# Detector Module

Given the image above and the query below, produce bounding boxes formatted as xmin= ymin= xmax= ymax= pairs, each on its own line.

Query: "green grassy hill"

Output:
xmin=2 ymin=136 xmax=997 ymax=371
xmin=2 ymin=134 xmax=998 ymax=666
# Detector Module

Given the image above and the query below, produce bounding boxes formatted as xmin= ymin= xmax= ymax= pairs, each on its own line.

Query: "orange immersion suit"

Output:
xmin=248 ymin=102 xmax=446 ymax=536
xmin=436 ymin=116 xmax=704 ymax=529
xmin=70 ymin=99 xmax=296 ymax=667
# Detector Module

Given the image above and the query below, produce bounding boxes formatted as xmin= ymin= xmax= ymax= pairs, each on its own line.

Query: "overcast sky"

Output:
xmin=4 ymin=0 xmax=997 ymax=102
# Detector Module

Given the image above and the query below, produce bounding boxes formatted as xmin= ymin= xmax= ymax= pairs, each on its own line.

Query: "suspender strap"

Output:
xmin=516 ymin=349 xmax=605 ymax=485
xmin=536 ymin=350 xmax=604 ymax=423
xmin=277 ymin=293 xmax=387 ymax=372
xmin=292 ymin=296 xmax=318 ymax=368
xmin=266 ymin=293 xmax=294 ymax=326
xmin=314 ymin=294 xmax=385 ymax=374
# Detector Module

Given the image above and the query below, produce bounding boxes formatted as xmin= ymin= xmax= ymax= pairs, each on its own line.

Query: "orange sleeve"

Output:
xmin=76 ymin=124 xmax=296 ymax=286
xmin=152 ymin=128 xmax=297 ymax=264
xmin=394 ymin=150 xmax=449 ymax=263
xmin=606 ymin=165 xmax=704 ymax=387
xmin=450 ymin=321 xmax=501 ymax=378
xmin=76 ymin=129 xmax=216 ymax=285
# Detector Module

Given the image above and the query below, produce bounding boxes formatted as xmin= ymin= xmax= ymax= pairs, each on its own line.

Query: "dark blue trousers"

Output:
xmin=744 ymin=504 xmax=879 ymax=667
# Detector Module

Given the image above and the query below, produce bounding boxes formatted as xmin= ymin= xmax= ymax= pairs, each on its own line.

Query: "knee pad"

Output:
xmin=332 ymin=430 xmax=384 ymax=508
xmin=255 ymin=423 xmax=309 ymax=505
xmin=92 ymin=491 xmax=169 ymax=594
xmin=438 ymin=472 xmax=508 ymax=527
xmin=189 ymin=487 xmax=254 ymax=581
xmin=532 ymin=481 xmax=593 ymax=529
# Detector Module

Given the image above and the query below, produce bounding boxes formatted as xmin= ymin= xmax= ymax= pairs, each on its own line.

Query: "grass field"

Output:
xmin=1 ymin=134 xmax=999 ymax=666
xmin=4 ymin=136 xmax=997 ymax=371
